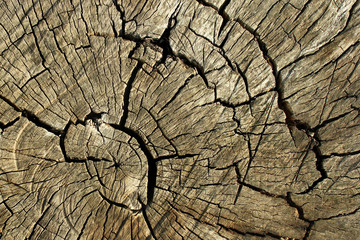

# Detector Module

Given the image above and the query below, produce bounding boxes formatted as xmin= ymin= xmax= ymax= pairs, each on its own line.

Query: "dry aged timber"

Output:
xmin=1 ymin=0 xmax=360 ymax=239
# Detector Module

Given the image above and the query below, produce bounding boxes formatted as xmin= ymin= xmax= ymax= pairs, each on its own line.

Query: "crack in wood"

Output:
xmin=1 ymin=0 xmax=359 ymax=239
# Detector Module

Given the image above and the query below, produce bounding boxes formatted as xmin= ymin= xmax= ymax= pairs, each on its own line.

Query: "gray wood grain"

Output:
xmin=1 ymin=0 xmax=359 ymax=239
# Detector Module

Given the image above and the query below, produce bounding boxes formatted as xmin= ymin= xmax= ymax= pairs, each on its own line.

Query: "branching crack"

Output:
xmin=139 ymin=199 xmax=158 ymax=240
xmin=0 ymin=117 xmax=20 ymax=130
xmin=234 ymin=165 xmax=313 ymax=238
xmin=234 ymin=17 xmax=334 ymax=196
xmin=299 ymin=137 xmax=327 ymax=194
xmin=0 ymin=95 xmax=62 ymax=135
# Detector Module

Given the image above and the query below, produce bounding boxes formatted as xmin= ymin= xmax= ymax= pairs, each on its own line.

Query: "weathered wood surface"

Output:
xmin=0 ymin=0 xmax=360 ymax=239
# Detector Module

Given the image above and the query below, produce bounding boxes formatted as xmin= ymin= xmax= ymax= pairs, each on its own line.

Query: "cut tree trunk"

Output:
xmin=1 ymin=0 xmax=360 ymax=239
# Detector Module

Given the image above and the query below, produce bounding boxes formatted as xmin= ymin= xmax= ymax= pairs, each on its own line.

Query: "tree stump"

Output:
xmin=1 ymin=0 xmax=360 ymax=239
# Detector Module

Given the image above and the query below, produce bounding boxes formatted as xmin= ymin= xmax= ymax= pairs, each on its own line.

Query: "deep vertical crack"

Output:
xmin=109 ymin=60 xmax=157 ymax=206
xmin=195 ymin=0 xmax=231 ymax=37
xmin=299 ymin=136 xmax=327 ymax=194
xmin=152 ymin=4 xmax=180 ymax=65
xmin=109 ymin=122 xmax=157 ymax=206
xmin=59 ymin=122 xmax=72 ymax=162
xmin=139 ymin=199 xmax=158 ymax=240
xmin=120 ymin=61 xmax=143 ymax=126
xmin=112 ymin=0 xmax=126 ymax=36
xmin=218 ymin=0 xmax=231 ymax=36
xmin=303 ymin=221 xmax=314 ymax=240
xmin=235 ymin=17 xmax=332 ymax=195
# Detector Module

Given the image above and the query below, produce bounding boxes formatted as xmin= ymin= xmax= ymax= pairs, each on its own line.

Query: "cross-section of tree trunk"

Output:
xmin=1 ymin=0 xmax=360 ymax=239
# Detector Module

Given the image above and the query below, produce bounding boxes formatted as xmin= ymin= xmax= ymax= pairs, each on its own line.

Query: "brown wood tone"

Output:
xmin=1 ymin=0 xmax=360 ymax=239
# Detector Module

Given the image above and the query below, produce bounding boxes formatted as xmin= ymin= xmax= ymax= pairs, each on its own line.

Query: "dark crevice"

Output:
xmin=343 ymin=0 xmax=360 ymax=33
xmin=154 ymin=153 xmax=199 ymax=162
xmin=219 ymin=22 xmax=234 ymax=49
xmin=218 ymin=223 xmax=287 ymax=239
xmin=235 ymin=18 xmax=297 ymax=129
xmin=144 ymin=108 xmax=181 ymax=156
xmin=112 ymin=0 xmax=126 ymax=36
xmin=2 ymin=201 xmax=13 ymax=215
xmin=151 ymin=5 xmax=180 ymax=65
xmin=20 ymin=68 xmax=49 ymax=90
xmin=235 ymin=94 xmax=276 ymax=203
xmin=0 ymin=117 xmax=20 ymax=130
xmin=74 ymin=45 xmax=91 ymax=50
xmin=236 ymin=18 xmax=331 ymax=196
xmin=120 ymin=61 xmax=143 ymax=126
xmin=303 ymin=221 xmax=314 ymax=240
xmin=188 ymin=1 xmax=237 ymax=71
xmin=317 ymin=206 xmax=360 ymax=221
xmin=170 ymin=198 xmax=294 ymax=239
xmin=285 ymin=193 xmax=313 ymax=239
xmin=111 ymin=19 xmax=119 ymax=38
xmin=110 ymin=59 xmax=157 ymax=205
xmin=311 ymin=110 xmax=353 ymax=131
xmin=214 ymin=98 xmax=238 ymax=109
xmin=233 ymin=164 xmax=243 ymax=204
xmin=299 ymin=140 xmax=327 ymax=194
xmin=111 ymin=4 xmax=212 ymax=91
xmin=235 ymin=63 xmax=251 ymax=99
xmin=187 ymin=26 xmax=235 ymax=71
xmin=74 ymin=110 xmax=105 ymax=126
xmin=213 ymin=89 xmax=276 ymax=109
xmin=218 ymin=0 xmax=231 ymax=36
xmin=110 ymin=122 xmax=157 ymax=205
xmin=65 ymin=93 xmax=158 ymax=206
xmin=0 ymin=200 xmax=13 ymax=239
xmin=61 ymin=158 xmax=86 ymax=163
xmin=236 ymin=175 xmax=283 ymax=199
xmin=280 ymin=0 xmax=360 ymax=73
xmin=285 ymin=193 xmax=307 ymax=221
xmin=139 ymin=199 xmax=158 ymax=240
xmin=195 ymin=0 xmax=218 ymax=10
xmin=0 ymin=95 xmax=61 ymax=135
xmin=265 ymin=232 xmax=288 ymax=240
xmin=128 ymin=41 xmax=142 ymax=59
xmin=323 ymin=149 xmax=360 ymax=158
xmin=97 ymin=190 xmax=130 ymax=210
xmin=235 ymin=166 xmax=311 ymax=221
xmin=81 ymin=30 xmax=158 ymax=206
xmin=59 ymin=121 xmax=72 ymax=162
xmin=94 ymin=164 xmax=108 ymax=189
xmin=235 ymin=63 xmax=253 ymax=115
xmin=293 ymin=0 xmax=313 ymax=23
xmin=20 ymin=111 xmax=62 ymax=135
xmin=195 ymin=0 xmax=231 ymax=37
xmin=177 ymin=53 xmax=211 ymax=88
xmin=76 ymin=212 xmax=92 ymax=240
xmin=119 ymin=33 xmax=145 ymax=44
xmin=112 ymin=0 xmax=150 ymax=45
xmin=143 ymin=5 xmax=211 ymax=88
xmin=0 ymin=95 xmax=20 ymax=112
xmin=84 ymin=111 xmax=104 ymax=121
xmin=218 ymin=223 xmax=250 ymax=236
xmin=235 ymin=162 xmax=313 ymax=234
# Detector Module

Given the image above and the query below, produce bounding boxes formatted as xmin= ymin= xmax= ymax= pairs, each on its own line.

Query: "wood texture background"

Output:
xmin=1 ymin=0 xmax=360 ymax=239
